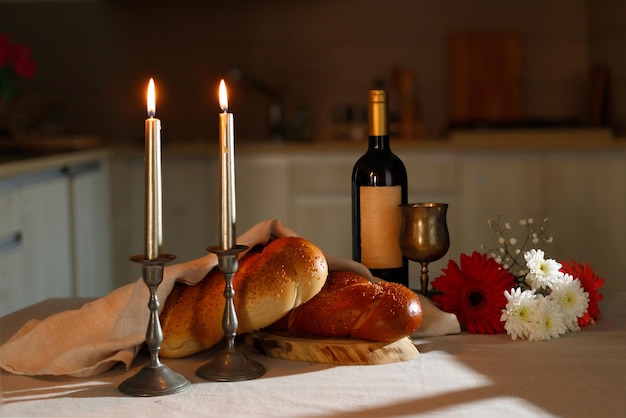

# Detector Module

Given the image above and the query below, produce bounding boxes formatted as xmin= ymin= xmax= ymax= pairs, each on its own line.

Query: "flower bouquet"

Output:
xmin=430 ymin=216 xmax=605 ymax=341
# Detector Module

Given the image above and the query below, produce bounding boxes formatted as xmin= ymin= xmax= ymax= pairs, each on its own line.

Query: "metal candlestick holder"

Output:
xmin=196 ymin=245 xmax=266 ymax=382
xmin=118 ymin=254 xmax=191 ymax=397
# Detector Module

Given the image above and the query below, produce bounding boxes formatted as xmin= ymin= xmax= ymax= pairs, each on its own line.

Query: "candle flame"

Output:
xmin=147 ymin=78 xmax=156 ymax=117
xmin=219 ymin=79 xmax=228 ymax=112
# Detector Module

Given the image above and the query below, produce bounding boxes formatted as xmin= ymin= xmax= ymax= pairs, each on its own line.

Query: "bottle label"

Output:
xmin=359 ymin=185 xmax=403 ymax=269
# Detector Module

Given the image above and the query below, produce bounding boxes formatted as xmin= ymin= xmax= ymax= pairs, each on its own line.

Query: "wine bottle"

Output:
xmin=351 ymin=89 xmax=409 ymax=286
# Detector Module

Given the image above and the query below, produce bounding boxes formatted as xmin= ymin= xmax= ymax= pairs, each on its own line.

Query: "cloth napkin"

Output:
xmin=0 ymin=219 xmax=460 ymax=377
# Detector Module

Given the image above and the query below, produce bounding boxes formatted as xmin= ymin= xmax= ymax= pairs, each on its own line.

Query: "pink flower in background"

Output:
xmin=1 ymin=33 xmax=37 ymax=100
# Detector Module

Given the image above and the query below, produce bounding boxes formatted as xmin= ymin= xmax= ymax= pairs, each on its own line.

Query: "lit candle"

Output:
xmin=145 ymin=77 xmax=163 ymax=260
xmin=219 ymin=79 xmax=236 ymax=250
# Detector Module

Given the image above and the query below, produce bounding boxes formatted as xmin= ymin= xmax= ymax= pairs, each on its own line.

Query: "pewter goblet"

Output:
xmin=399 ymin=203 xmax=450 ymax=296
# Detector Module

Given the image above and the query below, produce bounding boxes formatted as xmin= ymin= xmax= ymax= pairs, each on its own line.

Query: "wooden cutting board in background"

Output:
xmin=448 ymin=31 xmax=523 ymax=127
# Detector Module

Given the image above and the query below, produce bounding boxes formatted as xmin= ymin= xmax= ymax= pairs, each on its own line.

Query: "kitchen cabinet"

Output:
xmin=67 ymin=161 xmax=114 ymax=298
xmin=237 ymin=154 xmax=291 ymax=232
xmin=457 ymin=153 xmax=544 ymax=250
xmin=0 ymin=188 xmax=25 ymax=315
xmin=112 ymin=149 xmax=462 ymax=287
xmin=0 ymin=151 xmax=114 ymax=315
xmin=455 ymin=149 xmax=626 ymax=299
xmin=110 ymin=138 xmax=626 ymax=299
xmin=162 ymin=156 xmax=217 ymax=263
xmin=110 ymin=155 xmax=219 ymax=284
xmin=108 ymin=156 xmax=143 ymax=285
xmin=541 ymin=153 xmax=626 ymax=286
xmin=288 ymin=152 xmax=356 ymax=259
xmin=0 ymin=170 xmax=72 ymax=316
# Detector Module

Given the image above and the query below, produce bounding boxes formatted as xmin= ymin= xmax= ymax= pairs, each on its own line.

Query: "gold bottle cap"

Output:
xmin=369 ymin=90 xmax=389 ymax=136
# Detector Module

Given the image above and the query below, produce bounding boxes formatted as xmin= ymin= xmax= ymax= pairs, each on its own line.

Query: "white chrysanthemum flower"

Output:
xmin=549 ymin=273 xmax=589 ymax=331
xmin=528 ymin=295 xmax=567 ymax=341
xmin=501 ymin=288 xmax=538 ymax=340
xmin=505 ymin=222 xmax=511 ymax=229
xmin=524 ymin=249 xmax=563 ymax=290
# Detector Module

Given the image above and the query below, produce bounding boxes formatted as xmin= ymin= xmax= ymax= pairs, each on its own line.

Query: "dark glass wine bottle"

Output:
xmin=351 ymin=89 xmax=409 ymax=286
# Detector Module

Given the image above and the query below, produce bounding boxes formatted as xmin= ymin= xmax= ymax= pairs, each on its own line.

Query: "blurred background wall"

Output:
xmin=1 ymin=0 xmax=625 ymax=145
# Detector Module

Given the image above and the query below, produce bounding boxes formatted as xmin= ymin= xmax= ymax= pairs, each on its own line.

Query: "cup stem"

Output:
xmin=420 ymin=262 xmax=429 ymax=296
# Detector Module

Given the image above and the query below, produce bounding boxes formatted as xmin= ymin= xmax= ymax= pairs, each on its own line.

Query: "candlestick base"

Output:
xmin=196 ymin=245 xmax=266 ymax=382
xmin=197 ymin=346 xmax=266 ymax=382
xmin=118 ymin=254 xmax=191 ymax=396
xmin=119 ymin=363 xmax=191 ymax=397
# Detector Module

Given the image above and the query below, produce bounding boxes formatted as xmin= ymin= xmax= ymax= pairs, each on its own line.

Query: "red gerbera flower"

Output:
xmin=560 ymin=260 xmax=604 ymax=327
xmin=431 ymin=252 xmax=516 ymax=334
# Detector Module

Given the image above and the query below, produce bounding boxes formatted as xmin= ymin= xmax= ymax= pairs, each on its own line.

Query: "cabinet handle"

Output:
xmin=62 ymin=161 xmax=101 ymax=176
xmin=0 ymin=231 xmax=22 ymax=253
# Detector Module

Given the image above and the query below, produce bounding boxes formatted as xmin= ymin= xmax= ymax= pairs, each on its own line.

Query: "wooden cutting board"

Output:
xmin=448 ymin=31 xmax=523 ymax=127
xmin=243 ymin=331 xmax=418 ymax=365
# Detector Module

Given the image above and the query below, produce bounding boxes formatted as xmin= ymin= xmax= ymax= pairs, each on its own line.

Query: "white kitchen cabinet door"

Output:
xmin=458 ymin=154 xmax=544 ymax=254
xmin=235 ymin=154 xmax=291 ymax=232
xmin=108 ymin=157 xmax=144 ymax=285
xmin=0 ymin=188 xmax=25 ymax=316
xmin=290 ymin=152 xmax=357 ymax=259
xmin=162 ymin=156 xmax=217 ymax=263
xmin=69 ymin=161 xmax=114 ymax=298
xmin=293 ymin=194 xmax=352 ymax=259
xmin=541 ymin=152 xmax=626 ymax=299
xmin=18 ymin=172 xmax=73 ymax=306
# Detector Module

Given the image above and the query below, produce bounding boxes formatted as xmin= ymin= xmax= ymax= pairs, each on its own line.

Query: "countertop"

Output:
xmin=0 ymin=145 xmax=112 ymax=179
xmin=115 ymin=127 xmax=626 ymax=158
xmin=2 ymin=128 xmax=624 ymax=179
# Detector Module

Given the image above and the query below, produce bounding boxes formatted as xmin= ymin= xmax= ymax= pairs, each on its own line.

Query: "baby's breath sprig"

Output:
xmin=480 ymin=215 xmax=553 ymax=288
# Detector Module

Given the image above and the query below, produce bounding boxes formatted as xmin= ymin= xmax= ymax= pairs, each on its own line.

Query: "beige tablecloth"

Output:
xmin=1 ymin=292 xmax=625 ymax=418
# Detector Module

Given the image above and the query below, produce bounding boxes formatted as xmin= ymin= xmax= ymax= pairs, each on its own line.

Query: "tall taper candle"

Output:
xmin=145 ymin=78 xmax=163 ymax=260
xmin=219 ymin=79 xmax=235 ymax=250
